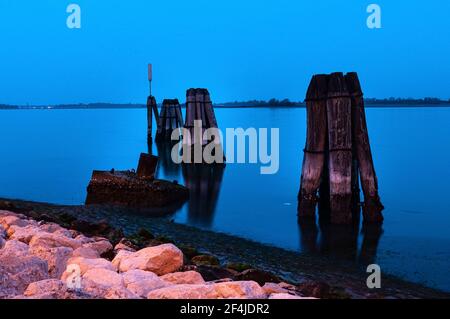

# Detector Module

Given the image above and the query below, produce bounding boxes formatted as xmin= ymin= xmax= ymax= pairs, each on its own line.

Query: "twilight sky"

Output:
xmin=0 ymin=0 xmax=449 ymax=105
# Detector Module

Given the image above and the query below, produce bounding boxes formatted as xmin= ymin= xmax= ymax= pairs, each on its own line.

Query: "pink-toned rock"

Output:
xmin=0 ymin=240 xmax=49 ymax=298
xmin=161 ymin=271 xmax=205 ymax=285
xmin=147 ymin=284 xmax=218 ymax=299
xmin=72 ymin=247 xmax=101 ymax=259
xmin=74 ymin=234 xmax=95 ymax=245
xmin=61 ymin=257 xmax=116 ymax=282
xmin=82 ymin=239 xmax=113 ymax=256
xmin=30 ymin=246 xmax=73 ymax=279
xmin=81 ymin=268 xmax=138 ymax=299
xmin=118 ymin=244 xmax=183 ymax=275
xmin=2 ymin=239 xmax=29 ymax=255
xmin=0 ymin=224 xmax=7 ymax=238
xmin=122 ymin=269 xmax=168 ymax=297
xmin=0 ymin=215 xmax=33 ymax=230
xmin=112 ymin=250 xmax=133 ymax=269
xmin=263 ymin=282 xmax=289 ymax=295
xmin=24 ymin=279 xmax=68 ymax=299
xmin=269 ymin=293 xmax=316 ymax=299
xmin=213 ymin=281 xmax=266 ymax=299
xmin=39 ymin=223 xmax=72 ymax=238
xmin=114 ymin=241 xmax=136 ymax=252
xmin=8 ymin=225 xmax=41 ymax=244
xmin=29 ymin=232 xmax=82 ymax=250
xmin=0 ymin=236 xmax=5 ymax=249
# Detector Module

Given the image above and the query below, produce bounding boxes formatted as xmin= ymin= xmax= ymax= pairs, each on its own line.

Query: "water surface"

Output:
xmin=1 ymin=106 xmax=449 ymax=291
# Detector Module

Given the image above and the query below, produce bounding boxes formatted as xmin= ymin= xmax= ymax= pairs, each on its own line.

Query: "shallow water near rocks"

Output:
xmin=1 ymin=106 xmax=449 ymax=292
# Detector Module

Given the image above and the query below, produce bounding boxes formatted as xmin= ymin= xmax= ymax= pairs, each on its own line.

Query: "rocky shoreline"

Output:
xmin=1 ymin=198 xmax=449 ymax=299
xmin=0 ymin=209 xmax=314 ymax=299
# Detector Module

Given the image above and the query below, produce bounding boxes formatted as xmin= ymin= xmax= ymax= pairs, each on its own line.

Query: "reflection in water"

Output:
xmin=182 ymin=163 xmax=225 ymax=227
xmin=151 ymin=138 xmax=225 ymax=227
xmin=154 ymin=139 xmax=182 ymax=178
xmin=298 ymin=217 xmax=383 ymax=266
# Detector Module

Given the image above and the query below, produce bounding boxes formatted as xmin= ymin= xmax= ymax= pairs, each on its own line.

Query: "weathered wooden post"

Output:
xmin=147 ymin=96 xmax=157 ymax=140
xmin=183 ymin=88 xmax=224 ymax=163
xmin=298 ymin=71 xmax=383 ymax=225
xmin=345 ymin=72 xmax=384 ymax=222
xmin=326 ymin=72 xmax=353 ymax=224
xmin=298 ymin=74 xmax=329 ymax=218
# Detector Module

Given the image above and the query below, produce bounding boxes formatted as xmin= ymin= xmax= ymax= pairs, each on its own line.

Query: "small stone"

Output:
xmin=24 ymin=279 xmax=67 ymax=299
xmin=191 ymin=254 xmax=220 ymax=267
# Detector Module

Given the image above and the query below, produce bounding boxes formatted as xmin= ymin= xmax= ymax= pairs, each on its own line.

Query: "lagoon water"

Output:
xmin=1 ymin=106 xmax=450 ymax=291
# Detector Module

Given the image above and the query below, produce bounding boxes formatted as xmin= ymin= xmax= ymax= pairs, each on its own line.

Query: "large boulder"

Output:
xmin=8 ymin=225 xmax=42 ymax=244
xmin=29 ymin=232 xmax=82 ymax=251
xmin=38 ymin=223 xmax=73 ymax=238
xmin=213 ymin=281 xmax=266 ymax=299
xmin=72 ymin=247 xmax=101 ymax=259
xmin=81 ymin=268 xmax=138 ymax=299
xmin=262 ymin=282 xmax=289 ymax=295
xmin=112 ymin=249 xmax=134 ymax=269
xmin=161 ymin=271 xmax=205 ymax=285
xmin=122 ymin=269 xmax=167 ymax=298
xmin=23 ymin=279 xmax=68 ymax=299
xmin=147 ymin=284 xmax=218 ymax=299
xmin=0 ymin=215 xmax=35 ymax=230
xmin=30 ymin=246 xmax=73 ymax=279
xmin=82 ymin=238 xmax=113 ymax=256
xmin=118 ymin=244 xmax=183 ymax=275
xmin=61 ymin=256 xmax=116 ymax=282
xmin=0 ymin=240 xmax=49 ymax=298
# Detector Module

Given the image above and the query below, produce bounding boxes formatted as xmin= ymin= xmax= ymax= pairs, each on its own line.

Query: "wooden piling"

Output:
xmin=345 ymin=72 xmax=384 ymax=223
xmin=298 ymin=74 xmax=329 ymax=218
xmin=146 ymin=96 xmax=157 ymax=139
xmin=156 ymin=99 xmax=183 ymax=141
xmin=326 ymin=72 xmax=353 ymax=224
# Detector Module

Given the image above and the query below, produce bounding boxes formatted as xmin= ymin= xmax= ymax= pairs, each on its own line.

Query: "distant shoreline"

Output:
xmin=1 ymin=103 xmax=449 ymax=110
xmin=1 ymin=97 xmax=450 ymax=111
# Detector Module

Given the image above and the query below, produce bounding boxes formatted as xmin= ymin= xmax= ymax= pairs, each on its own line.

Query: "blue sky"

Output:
xmin=0 ymin=0 xmax=449 ymax=104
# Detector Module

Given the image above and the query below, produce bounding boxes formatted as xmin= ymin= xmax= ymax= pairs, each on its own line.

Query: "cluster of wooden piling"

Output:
xmin=184 ymin=88 xmax=219 ymax=146
xmin=156 ymin=99 xmax=183 ymax=141
xmin=298 ymin=72 xmax=383 ymax=225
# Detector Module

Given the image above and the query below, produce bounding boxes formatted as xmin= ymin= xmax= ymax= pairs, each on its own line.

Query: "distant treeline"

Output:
xmin=215 ymin=98 xmax=304 ymax=107
xmin=364 ymin=97 xmax=450 ymax=105
xmin=1 ymin=97 xmax=449 ymax=110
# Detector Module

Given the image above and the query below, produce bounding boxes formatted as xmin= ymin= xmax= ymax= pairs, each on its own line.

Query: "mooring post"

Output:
xmin=298 ymin=74 xmax=329 ymax=218
xmin=156 ymin=99 xmax=183 ymax=141
xmin=345 ymin=72 xmax=384 ymax=223
xmin=326 ymin=72 xmax=353 ymax=224
xmin=147 ymin=96 xmax=157 ymax=140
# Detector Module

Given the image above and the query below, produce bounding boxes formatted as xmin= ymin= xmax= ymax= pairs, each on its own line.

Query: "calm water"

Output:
xmin=1 ymin=107 xmax=450 ymax=291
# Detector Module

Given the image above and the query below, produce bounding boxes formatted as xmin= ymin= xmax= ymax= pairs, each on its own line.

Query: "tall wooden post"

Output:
xmin=298 ymin=74 xmax=329 ymax=218
xmin=345 ymin=72 xmax=384 ymax=223
xmin=147 ymin=96 xmax=157 ymax=140
xmin=326 ymin=72 xmax=353 ymax=224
